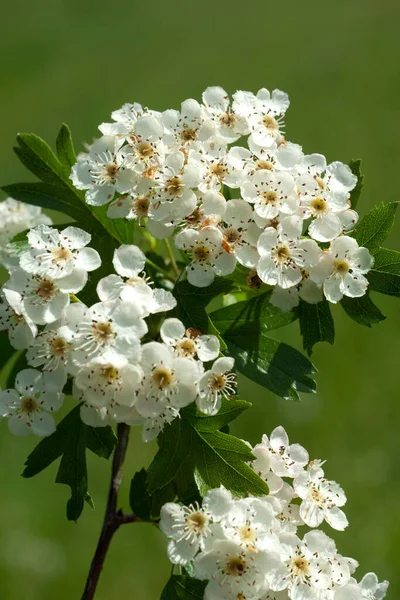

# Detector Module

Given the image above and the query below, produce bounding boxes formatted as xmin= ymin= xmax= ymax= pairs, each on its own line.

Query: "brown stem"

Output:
xmin=81 ymin=423 xmax=137 ymax=600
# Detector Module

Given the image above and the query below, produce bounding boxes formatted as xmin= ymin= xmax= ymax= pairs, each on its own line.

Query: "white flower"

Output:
xmin=257 ymin=222 xmax=320 ymax=289
xmin=0 ymin=369 xmax=63 ymax=436
xmin=162 ymin=98 xmax=212 ymax=151
xmin=59 ymin=301 xmax=146 ymax=365
xmin=220 ymin=497 xmax=278 ymax=552
xmin=121 ymin=114 xmax=165 ymax=175
xmin=98 ymin=102 xmax=147 ymax=137
xmin=159 ymin=487 xmax=234 ymax=565
xmin=197 ymin=356 xmax=236 ymax=415
xmin=106 ymin=180 xmax=155 ymax=221
xmin=70 ymin=136 xmax=138 ymax=206
xmin=252 ymin=427 xmax=309 ymax=492
xmin=311 ymin=237 xmax=374 ymax=303
xmin=194 ymin=539 xmax=274 ymax=600
xmin=269 ymin=271 xmax=323 ymax=312
xmin=3 ymin=268 xmax=86 ymax=325
xmin=202 ymin=86 xmax=249 ymax=142
xmin=160 ymin=317 xmax=220 ymax=361
xmin=234 ymin=88 xmax=289 ymax=148
xmin=268 ymin=531 xmax=334 ymax=599
xmin=74 ymin=355 xmax=143 ymax=409
xmin=175 ymin=226 xmax=236 ymax=287
xmin=297 ymin=169 xmax=358 ymax=242
xmin=0 ymin=290 xmax=37 ymax=349
xmin=241 ymin=170 xmax=299 ymax=220
xmin=97 ymin=245 xmax=176 ymax=316
xmin=134 ymin=341 xmax=202 ymax=441
xmin=26 ymin=325 xmax=71 ymax=389
xmin=220 ymin=199 xmax=263 ymax=268
xmin=20 ymin=225 xmax=101 ymax=279
xmin=293 ymin=462 xmax=348 ymax=531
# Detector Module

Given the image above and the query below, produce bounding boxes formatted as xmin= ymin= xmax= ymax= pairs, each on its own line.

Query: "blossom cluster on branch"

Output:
xmin=71 ymin=86 xmax=373 ymax=310
xmin=160 ymin=427 xmax=388 ymax=600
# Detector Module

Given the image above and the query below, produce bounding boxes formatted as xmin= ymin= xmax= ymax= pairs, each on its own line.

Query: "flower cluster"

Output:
xmin=0 ymin=224 xmax=236 ymax=439
xmin=160 ymin=427 xmax=389 ymax=600
xmin=0 ymin=197 xmax=51 ymax=269
xmin=70 ymin=87 xmax=374 ymax=310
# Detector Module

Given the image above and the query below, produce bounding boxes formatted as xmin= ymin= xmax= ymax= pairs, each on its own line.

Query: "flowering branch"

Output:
xmin=81 ymin=423 xmax=136 ymax=600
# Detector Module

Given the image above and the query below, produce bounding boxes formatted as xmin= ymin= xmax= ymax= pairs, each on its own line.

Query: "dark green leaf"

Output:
xmin=297 ymin=300 xmax=335 ymax=356
xmin=147 ymin=400 xmax=268 ymax=499
xmin=56 ymin=123 xmax=77 ymax=177
xmin=352 ymin=202 xmax=398 ymax=254
xmin=341 ymin=294 xmax=386 ymax=327
xmin=23 ymin=405 xmax=117 ymax=521
xmin=15 ymin=133 xmax=66 ymax=187
xmin=129 ymin=468 xmax=152 ymax=521
xmin=210 ymin=295 xmax=316 ymax=401
xmin=161 ymin=576 xmax=206 ymax=600
xmin=173 ymin=278 xmax=235 ymax=333
xmin=348 ymin=159 xmax=364 ymax=209
xmin=368 ymin=247 xmax=400 ymax=297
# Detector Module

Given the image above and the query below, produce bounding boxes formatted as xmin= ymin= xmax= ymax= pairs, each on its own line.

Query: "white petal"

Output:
xmin=61 ymin=226 xmax=91 ymax=249
xmin=340 ymin=273 xmax=369 ymax=298
xmin=113 ymin=244 xmax=146 ymax=278
xmin=325 ymin=506 xmax=349 ymax=530
xmin=323 ymin=274 xmax=343 ymax=303
xmin=308 ymin=213 xmax=342 ymax=242
xmin=212 ymin=356 xmax=234 ymax=375
xmin=74 ymin=248 xmax=101 ymax=272
xmin=31 ymin=412 xmax=56 ymax=436
xmin=160 ymin=318 xmax=185 ymax=345
xmin=197 ymin=335 xmax=220 ymax=361
xmin=187 ymin=264 xmax=215 ymax=287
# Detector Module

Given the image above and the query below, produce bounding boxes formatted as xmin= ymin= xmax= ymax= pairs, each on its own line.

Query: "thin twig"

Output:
xmin=81 ymin=423 xmax=135 ymax=600
xmin=164 ymin=238 xmax=180 ymax=278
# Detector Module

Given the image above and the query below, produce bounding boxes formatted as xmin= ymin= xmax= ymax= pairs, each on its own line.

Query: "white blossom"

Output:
xmin=160 ymin=317 xmax=220 ymax=361
xmin=197 ymin=356 xmax=236 ymax=415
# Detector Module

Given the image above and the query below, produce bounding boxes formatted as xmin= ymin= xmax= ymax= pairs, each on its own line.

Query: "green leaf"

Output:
xmin=297 ymin=300 xmax=335 ymax=356
xmin=341 ymin=294 xmax=386 ymax=327
xmin=173 ymin=278 xmax=235 ymax=333
xmin=129 ymin=468 xmax=152 ymax=521
xmin=15 ymin=133 xmax=67 ymax=187
xmin=352 ymin=202 xmax=398 ymax=254
xmin=161 ymin=576 xmax=206 ymax=600
xmin=0 ymin=334 xmax=17 ymax=376
xmin=56 ymin=123 xmax=77 ymax=177
xmin=23 ymin=405 xmax=117 ymax=521
xmin=147 ymin=400 xmax=268 ymax=499
xmin=210 ymin=295 xmax=316 ymax=401
xmin=348 ymin=159 xmax=364 ymax=209
xmin=368 ymin=247 xmax=400 ymax=297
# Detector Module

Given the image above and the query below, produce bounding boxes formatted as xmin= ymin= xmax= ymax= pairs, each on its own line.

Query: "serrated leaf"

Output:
xmin=23 ymin=405 xmax=117 ymax=521
xmin=348 ymin=159 xmax=364 ymax=209
xmin=16 ymin=133 xmax=67 ymax=187
xmin=173 ymin=278 xmax=235 ymax=333
xmin=368 ymin=247 xmax=400 ymax=297
xmin=297 ymin=300 xmax=335 ymax=356
xmin=161 ymin=576 xmax=206 ymax=600
xmin=56 ymin=123 xmax=77 ymax=177
xmin=147 ymin=400 xmax=268 ymax=499
xmin=341 ymin=294 xmax=386 ymax=327
xmin=129 ymin=468 xmax=152 ymax=521
xmin=352 ymin=202 xmax=398 ymax=254
xmin=210 ymin=295 xmax=316 ymax=401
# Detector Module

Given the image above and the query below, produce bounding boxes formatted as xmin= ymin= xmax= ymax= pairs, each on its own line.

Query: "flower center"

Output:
xmin=52 ymin=246 xmax=72 ymax=265
xmin=261 ymin=190 xmax=278 ymax=205
xmin=103 ymin=162 xmax=118 ymax=181
xmin=225 ymin=556 xmax=247 ymax=577
xmin=209 ymin=162 xmax=227 ymax=181
xmin=290 ymin=557 xmax=310 ymax=577
xmin=210 ymin=373 xmax=227 ymax=391
xmin=219 ymin=112 xmax=236 ymax=127
xmin=310 ymin=197 xmax=328 ymax=214
xmin=21 ymin=396 xmax=37 ymax=414
xmin=50 ymin=336 xmax=69 ymax=358
xmin=36 ymin=279 xmax=57 ymax=300
xmin=165 ymin=176 xmax=184 ymax=196
xmin=256 ymin=159 xmax=274 ymax=171
xmin=333 ymin=259 xmax=350 ymax=275
xmin=193 ymin=244 xmax=212 ymax=264
xmin=224 ymin=227 xmax=241 ymax=246
xmin=100 ymin=365 xmax=120 ymax=383
xmin=238 ymin=526 xmax=256 ymax=544
xmin=176 ymin=337 xmax=197 ymax=358
xmin=181 ymin=128 xmax=197 ymax=142
xmin=134 ymin=196 xmax=150 ymax=217
xmin=186 ymin=511 xmax=208 ymax=533
xmin=137 ymin=141 xmax=154 ymax=158
xmin=92 ymin=321 xmax=115 ymax=344
xmin=310 ymin=487 xmax=325 ymax=504
xmin=262 ymin=115 xmax=278 ymax=131
xmin=273 ymin=244 xmax=291 ymax=264
xmin=152 ymin=367 xmax=174 ymax=389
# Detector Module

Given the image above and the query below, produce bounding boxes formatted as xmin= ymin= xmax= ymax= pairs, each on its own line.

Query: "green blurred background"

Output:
xmin=1 ymin=0 xmax=399 ymax=597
